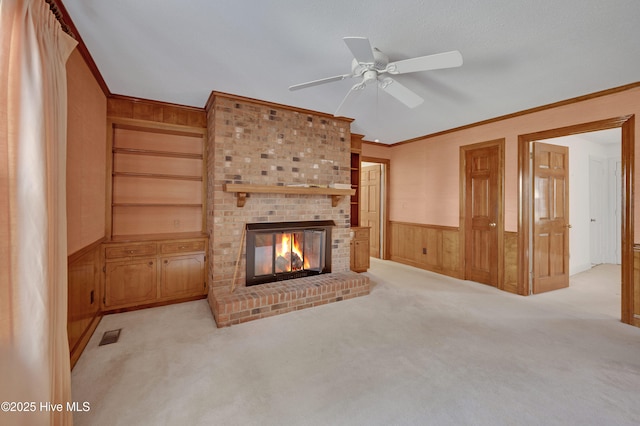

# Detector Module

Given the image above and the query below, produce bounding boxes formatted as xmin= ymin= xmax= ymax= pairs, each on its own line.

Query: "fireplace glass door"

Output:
xmin=253 ymin=230 xmax=325 ymax=278
xmin=246 ymin=221 xmax=333 ymax=286
xmin=246 ymin=220 xmax=334 ymax=286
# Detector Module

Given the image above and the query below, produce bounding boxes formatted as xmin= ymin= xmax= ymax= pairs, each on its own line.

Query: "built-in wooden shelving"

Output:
xmin=113 ymin=147 xmax=203 ymax=160
xmin=113 ymin=172 xmax=202 ymax=181
xmin=112 ymin=203 xmax=203 ymax=208
xmin=350 ymin=134 xmax=363 ymax=227
xmin=223 ymin=183 xmax=355 ymax=207
xmin=108 ymin=120 xmax=206 ymax=237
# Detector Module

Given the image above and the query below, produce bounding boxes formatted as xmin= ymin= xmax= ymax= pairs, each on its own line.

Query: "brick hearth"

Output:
xmin=211 ymin=272 xmax=370 ymax=327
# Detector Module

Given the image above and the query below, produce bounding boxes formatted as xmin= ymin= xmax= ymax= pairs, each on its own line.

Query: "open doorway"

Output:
xmin=361 ymin=157 xmax=389 ymax=259
xmin=536 ymin=129 xmax=621 ymax=271
xmin=518 ymin=116 xmax=634 ymax=324
xmin=528 ymin=129 xmax=621 ymax=317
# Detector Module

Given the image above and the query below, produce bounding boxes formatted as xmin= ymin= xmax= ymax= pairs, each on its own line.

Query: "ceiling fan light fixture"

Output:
xmin=363 ymin=70 xmax=378 ymax=85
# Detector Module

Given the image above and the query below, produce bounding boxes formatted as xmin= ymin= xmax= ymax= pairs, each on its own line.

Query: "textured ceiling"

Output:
xmin=62 ymin=0 xmax=640 ymax=144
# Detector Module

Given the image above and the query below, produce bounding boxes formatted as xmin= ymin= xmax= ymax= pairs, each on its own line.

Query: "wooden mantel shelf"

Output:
xmin=223 ymin=183 xmax=355 ymax=207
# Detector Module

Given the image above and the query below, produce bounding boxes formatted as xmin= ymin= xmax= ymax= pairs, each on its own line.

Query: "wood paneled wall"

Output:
xmin=68 ymin=239 xmax=103 ymax=368
xmin=389 ymin=222 xmax=462 ymax=279
xmin=107 ymin=95 xmax=206 ymax=128
xmin=389 ymin=221 xmax=520 ymax=293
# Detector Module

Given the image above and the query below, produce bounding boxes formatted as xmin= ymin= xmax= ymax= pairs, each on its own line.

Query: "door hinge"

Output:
xmin=529 ymin=152 xmax=533 ymax=159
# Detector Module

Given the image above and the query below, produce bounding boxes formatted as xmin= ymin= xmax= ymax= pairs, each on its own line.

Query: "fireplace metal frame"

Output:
xmin=245 ymin=220 xmax=335 ymax=286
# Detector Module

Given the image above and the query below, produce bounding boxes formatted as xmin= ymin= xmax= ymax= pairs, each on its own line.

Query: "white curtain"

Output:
xmin=1 ymin=0 xmax=77 ymax=424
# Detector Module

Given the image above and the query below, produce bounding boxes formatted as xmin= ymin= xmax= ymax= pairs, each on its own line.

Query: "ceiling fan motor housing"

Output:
xmin=351 ymin=48 xmax=389 ymax=76
xmin=372 ymin=48 xmax=389 ymax=70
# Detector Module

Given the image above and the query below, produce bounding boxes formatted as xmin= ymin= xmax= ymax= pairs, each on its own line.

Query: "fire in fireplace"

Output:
xmin=245 ymin=220 xmax=335 ymax=286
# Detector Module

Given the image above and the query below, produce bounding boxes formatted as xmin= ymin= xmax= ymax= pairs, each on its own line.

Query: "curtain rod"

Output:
xmin=45 ymin=0 xmax=75 ymax=39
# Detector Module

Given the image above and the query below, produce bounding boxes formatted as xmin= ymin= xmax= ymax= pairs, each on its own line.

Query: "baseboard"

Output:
xmin=389 ymin=256 xmax=463 ymax=279
xmin=102 ymin=294 xmax=207 ymax=315
xmin=571 ymin=263 xmax=593 ymax=276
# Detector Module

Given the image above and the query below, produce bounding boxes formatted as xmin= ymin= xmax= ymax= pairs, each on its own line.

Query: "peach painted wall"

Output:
xmin=362 ymin=85 xmax=640 ymax=239
xmin=66 ymin=49 xmax=107 ymax=254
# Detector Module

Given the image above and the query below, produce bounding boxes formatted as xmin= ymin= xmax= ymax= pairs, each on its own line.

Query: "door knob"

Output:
xmin=564 ymin=224 xmax=572 ymax=228
xmin=489 ymin=222 xmax=496 ymax=228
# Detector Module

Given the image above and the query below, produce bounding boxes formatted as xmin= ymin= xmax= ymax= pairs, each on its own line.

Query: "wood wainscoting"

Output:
xmin=504 ymin=232 xmax=519 ymax=294
xmin=68 ymin=238 xmax=104 ymax=368
xmin=389 ymin=222 xmax=462 ymax=279
xmin=389 ymin=221 xmax=520 ymax=293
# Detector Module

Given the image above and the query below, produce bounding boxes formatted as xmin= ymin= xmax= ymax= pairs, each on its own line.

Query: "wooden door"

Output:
xmin=361 ymin=164 xmax=381 ymax=258
xmin=465 ymin=145 xmax=499 ymax=286
xmin=532 ymin=142 xmax=570 ymax=294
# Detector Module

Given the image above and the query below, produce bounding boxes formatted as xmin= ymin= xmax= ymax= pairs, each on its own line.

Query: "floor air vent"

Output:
xmin=99 ymin=329 xmax=121 ymax=346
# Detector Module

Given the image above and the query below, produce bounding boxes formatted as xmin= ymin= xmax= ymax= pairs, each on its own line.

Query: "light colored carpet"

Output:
xmin=71 ymin=260 xmax=640 ymax=425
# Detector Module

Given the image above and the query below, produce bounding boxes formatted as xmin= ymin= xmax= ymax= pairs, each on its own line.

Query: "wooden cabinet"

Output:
xmin=350 ymin=227 xmax=370 ymax=272
xmin=103 ymin=115 xmax=209 ymax=312
xmin=102 ymin=235 xmax=207 ymax=311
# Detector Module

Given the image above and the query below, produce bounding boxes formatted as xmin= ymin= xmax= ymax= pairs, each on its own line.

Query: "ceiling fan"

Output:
xmin=289 ymin=37 xmax=463 ymax=117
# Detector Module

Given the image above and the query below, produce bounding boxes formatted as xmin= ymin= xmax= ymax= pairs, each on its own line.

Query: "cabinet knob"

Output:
xmin=128 ymin=250 xmax=135 ymax=254
xmin=164 ymin=260 xmax=169 ymax=264
xmin=148 ymin=261 xmax=153 ymax=266
xmin=489 ymin=222 xmax=497 ymax=228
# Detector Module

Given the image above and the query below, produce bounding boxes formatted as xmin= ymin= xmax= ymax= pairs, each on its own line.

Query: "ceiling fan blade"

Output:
xmin=289 ymin=74 xmax=351 ymax=91
xmin=334 ymin=82 xmax=366 ymax=117
xmin=386 ymin=50 xmax=463 ymax=75
xmin=343 ymin=37 xmax=375 ymax=64
xmin=379 ymin=77 xmax=424 ymax=108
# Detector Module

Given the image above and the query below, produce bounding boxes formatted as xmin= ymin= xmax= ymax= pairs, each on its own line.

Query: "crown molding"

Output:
xmin=56 ymin=0 xmax=110 ymax=96
xmin=391 ymin=81 xmax=640 ymax=147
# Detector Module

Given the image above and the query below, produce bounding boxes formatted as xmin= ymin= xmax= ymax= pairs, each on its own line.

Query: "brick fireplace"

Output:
xmin=205 ymin=92 xmax=370 ymax=327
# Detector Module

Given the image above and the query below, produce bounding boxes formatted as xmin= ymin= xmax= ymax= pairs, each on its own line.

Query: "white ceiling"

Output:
xmin=62 ymin=0 xmax=640 ymax=144
xmin=575 ymin=128 xmax=621 ymax=146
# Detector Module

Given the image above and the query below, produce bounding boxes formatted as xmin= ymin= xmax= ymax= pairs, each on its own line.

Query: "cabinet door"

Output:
xmin=105 ymin=258 xmax=158 ymax=308
xmin=350 ymin=240 xmax=356 ymax=271
xmin=352 ymin=238 xmax=370 ymax=272
xmin=160 ymin=253 xmax=206 ymax=299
